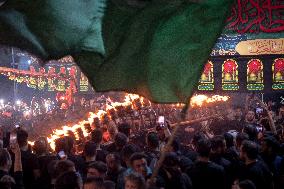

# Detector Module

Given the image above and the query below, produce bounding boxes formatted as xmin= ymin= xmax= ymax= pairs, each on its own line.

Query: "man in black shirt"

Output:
xmin=238 ymin=140 xmax=273 ymax=189
xmin=144 ymin=132 xmax=160 ymax=170
xmin=33 ymin=138 xmax=56 ymax=189
xmin=90 ymin=128 xmax=107 ymax=162
xmin=105 ymin=153 xmax=125 ymax=183
xmin=186 ymin=139 xmax=226 ymax=189
xmin=15 ymin=128 xmax=40 ymax=189
xmin=106 ymin=132 xmax=128 ymax=154
xmin=210 ymin=135 xmax=233 ymax=189
xmin=82 ymin=141 xmax=97 ymax=180
xmin=56 ymin=136 xmax=85 ymax=176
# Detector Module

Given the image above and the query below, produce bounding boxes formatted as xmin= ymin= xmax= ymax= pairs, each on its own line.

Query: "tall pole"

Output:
xmin=11 ymin=47 xmax=17 ymax=102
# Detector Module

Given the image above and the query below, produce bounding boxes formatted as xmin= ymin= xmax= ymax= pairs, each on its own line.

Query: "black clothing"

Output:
xmin=18 ymin=149 xmax=40 ymax=189
xmin=238 ymin=160 xmax=273 ymax=189
xmin=157 ymin=168 xmax=192 ymax=189
xmin=185 ymin=150 xmax=198 ymax=162
xmin=186 ymin=160 xmax=226 ymax=189
xmin=106 ymin=142 xmax=122 ymax=154
xmin=67 ymin=154 xmax=85 ymax=176
xmin=82 ymin=160 xmax=96 ymax=181
xmin=224 ymin=146 xmax=239 ymax=163
xmin=105 ymin=167 xmax=126 ymax=183
xmin=228 ymin=119 xmax=245 ymax=132
xmin=37 ymin=154 xmax=57 ymax=189
xmin=210 ymin=154 xmax=233 ymax=189
xmin=144 ymin=148 xmax=160 ymax=169
xmin=96 ymin=149 xmax=107 ymax=163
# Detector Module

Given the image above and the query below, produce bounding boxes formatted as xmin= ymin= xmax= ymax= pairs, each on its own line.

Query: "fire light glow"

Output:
xmin=190 ymin=94 xmax=230 ymax=107
xmin=46 ymin=93 xmax=149 ymax=150
xmin=32 ymin=93 xmax=229 ymax=150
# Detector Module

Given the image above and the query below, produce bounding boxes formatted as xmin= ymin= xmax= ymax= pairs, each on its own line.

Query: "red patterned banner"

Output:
xmin=227 ymin=0 xmax=284 ymax=33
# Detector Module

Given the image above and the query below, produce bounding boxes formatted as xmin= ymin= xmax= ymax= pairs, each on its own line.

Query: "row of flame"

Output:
xmin=28 ymin=94 xmax=229 ymax=150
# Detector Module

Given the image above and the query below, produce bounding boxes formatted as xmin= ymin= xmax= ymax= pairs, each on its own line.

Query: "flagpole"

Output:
xmin=11 ymin=47 xmax=18 ymax=103
xmin=149 ymin=103 xmax=189 ymax=185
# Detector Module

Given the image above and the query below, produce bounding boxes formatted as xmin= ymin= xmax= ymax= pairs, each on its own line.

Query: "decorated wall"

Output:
xmin=198 ymin=55 xmax=284 ymax=92
xmin=198 ymin=0 xmax=284 ymax=93
xmin=0 ymin=55 xmax=93 ymax=94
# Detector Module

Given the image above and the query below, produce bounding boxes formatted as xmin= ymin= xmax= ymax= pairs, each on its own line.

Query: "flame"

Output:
xmin=33 ymin=93 xmax=148 ymax=151
xmin=30 ymin=93 xmax=229 ymax=150
xmin=190 ymin=94 xmax=230 ymax=107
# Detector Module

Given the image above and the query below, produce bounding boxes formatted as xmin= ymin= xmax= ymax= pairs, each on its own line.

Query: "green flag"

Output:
xmin=0 ymin=0 xmax=106 ymax=59
xmin=73 ymin=0 xmax=233 ymax=103
xmin=0 ymin=0 xmax=233 ymax=103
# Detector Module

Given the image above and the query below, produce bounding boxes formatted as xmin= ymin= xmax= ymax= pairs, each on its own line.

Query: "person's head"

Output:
xmin=226 ymin=107 xmax=235 ymax=120
xmin=103 ymin=180 xmax=115 ymax=189
xmin=240 ymin=140 xmax=259 ymax=162
xmin=224 ymin=132 xmax=235 ymax=148
xmin=55 ymin=171 xmax=82 ymax=189
xmin=33 ymin=137 xmax=48 ymax=155
xmin=106 ymin=153 xmax=121 ymax=172
xmin=165 ymin=137 xmax=180 ymax=153
xmin=91 ymin=129 xmax=103 ymax=144
xmin=64 ymin=136 xmax=75 ymax=154
xmin=16 ymin=128 xmax=28 ymax=148
xmin=260 ymin=136 xmax=279 ymax=155
xmin=196 ymin=139 xmax=211 ymax=158
xmin=129 ymin=153 xmax=148 ymax=178
xmin=239 ymin=179 xmax=256 ymax=189
xmin=146 ymin=132 xmax=159 ymax=150
xmin=0 ymin=175 xmax=16 ymax=189
xmin=83 ymin=141 xmax=97 ymax=159
xmin=83 ymin=177 xmax=104 ymax=189
xmin=114 ymin=132 xmax=128 ymax=150
xmin=191 ymin=132 xmax=206 ymax=149
xmin=236 ymin=132 xmax=249 ymax=150
xmin=121 ymin=144 xmax=140 ymax=167
xmin=179 ymin=156 xmax=193 ymax=172
xmin=87 ymin=161 xmax=107 ymax=179
xmin=108 ymin=126 xmax=117 ymax=141
xmin=245 ymin=111 xmax=255 ymax=122
xmin=84 ymin=123 xmax=92 ymax=134
xmin=0 ymin=148 xmax=11 ymax=171
xmin=242 ymin=124 xmax=258 ymax=141
xmin=210 ymin=135 xmax=226 ymax=154
xmin=156 ymin=125 xmax=166 ymax=141
xmin=55 ymin=137 xmax=68 ymax=154
xmin=55 ymin=160 xmax=76 ymax=177
xmin=235 ymin=107 xmax=243 ymax=119
xmin=118 ymin=123 xmax=131 ymax=138
xmin=162 ymin=152 xmax=179 ymax=169
xmin=124 ymin=173 xmax=146 ymax=189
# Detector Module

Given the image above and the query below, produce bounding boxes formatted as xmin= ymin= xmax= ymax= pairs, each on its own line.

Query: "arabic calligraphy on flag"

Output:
xmin=226 ymin=0 xmax=284 ymax=33
xmin=236 ymin=38 xmax=284 ymax=55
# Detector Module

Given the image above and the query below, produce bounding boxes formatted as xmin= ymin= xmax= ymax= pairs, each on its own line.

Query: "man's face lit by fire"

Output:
xmin=132 ymin=158 xmax=147 ymax=178
xmin=87 ymin=167 xmax=104 ymax=179
xmin=106 ymin=154 xmax=119 ymax=171
xmin=246 ymin=111 xmax=255 ymax=122
xmin=125 ymin=180 xmax=139 ymax=189
xmin=235 ymin=108 xmax=243 ymax=118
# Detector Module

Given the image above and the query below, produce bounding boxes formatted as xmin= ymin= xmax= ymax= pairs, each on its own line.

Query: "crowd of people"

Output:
xmin=0 ymin=94 xmax=284 ymax=189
